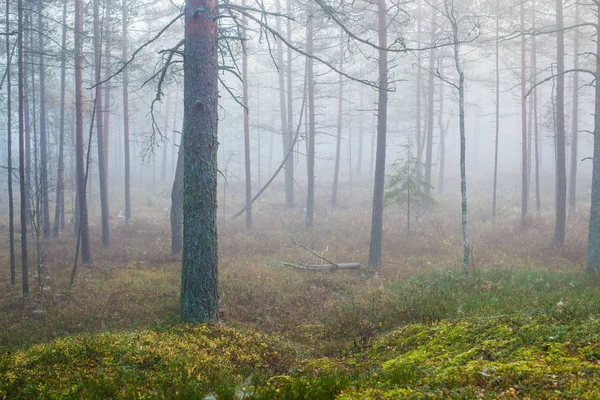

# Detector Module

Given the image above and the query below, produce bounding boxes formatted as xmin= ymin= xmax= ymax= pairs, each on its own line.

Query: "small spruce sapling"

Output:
xmin=385 ymin=136 xmax=436 ymax=235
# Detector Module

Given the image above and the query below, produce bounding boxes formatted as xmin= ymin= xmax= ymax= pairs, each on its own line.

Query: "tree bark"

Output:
xmin=180 ymin=0 xmax=219 ymax=323
xmin=553 ymin=0 xmax=567 ymax=246
xmin=437 ymin=61 xmax=445 ymax=197
xmin=368 ymin=0 xmax=388 ymax=267
xmin=520 ymin=0 xmax=528 ymax=226
xmin=492 ymin=0 xmax=500 ymax=219
xmin=532 ymin=0 xmax=541 ymax=214
xmin=171 ymin=125 xmax=183 ymax=255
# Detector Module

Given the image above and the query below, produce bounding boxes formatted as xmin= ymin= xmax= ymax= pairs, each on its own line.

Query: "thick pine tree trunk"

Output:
xmin=54 ymin=0 xmax=68 ymax=237
xmin=368 ymin=0 xmax=388 ymax=267
xmin=586 ymin=4 xmax=600 ymax=271
xmin=180 ymin=0 xmax=219 ymax=323
xmin=553 ymin=0 xmax=567 ymax=246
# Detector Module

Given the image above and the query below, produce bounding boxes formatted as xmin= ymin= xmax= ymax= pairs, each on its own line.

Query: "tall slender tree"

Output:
xmin=331 ymin=33 xmax=344 ymax=209
xmin=520 ymin=0 xmax=528 ymax=226
xmin=75 ymin=0 xmax=91 ymax=264
xmin=305 ymin=10 xmax=316 ymax=228
xmin=94 ymin=0 xmax=110 ymax=247
xmin=242 ymin=0 xmax=252 ymax=230
xmin=122 ymin=0 xmax=131 ymax=223
xmin=553 ymin=0 xmax=567 ymax=246
xmin=492 ymin=0 xmax=500 ymax=219
xmin=568 ymin=1 xmax=580 ymax=214
xmin=368 ymin=0 xmax=388 ymax=267
xmin=424 ymin=1 xmax=437 ymax=197
xmin=7 ymin=0 xmax=16 ymax=285
xmin=37 ymin=0 xmax=50 ymax=238
xmin=18 ymin=0 xmax=29 ymax=296
xmin=53 ymin=0 xmax=68 ymax=237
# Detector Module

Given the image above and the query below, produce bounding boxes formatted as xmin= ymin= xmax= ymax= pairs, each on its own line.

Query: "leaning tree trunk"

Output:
xmin=568 ymin=1 xmax=580 ymax=214
xmin=18 ymin=0 xmax=29 ymax=296
xmin=180 ymin=0 xmax=219 ymax=323
xmin=7 ymin=0 xmax=15 ymax=285
xmin=586 ymin=4 xmax=600 ymax=271
xmin=122 ymin=0 xmax=131 ymax=223
xmin=368 ymin=0 xmax=388 ymax=267
xmin=305 ymin=11 xmax=316 ymax=229
xmin=553 ymin=0 xmax=567 ymax=247
xmin=331 ymin=34 xmax=344 ymax=209
xmin=75 ymin=0 xmax=91 ymax=264
xmin=53 ymin=0 xmax=68 ymax=237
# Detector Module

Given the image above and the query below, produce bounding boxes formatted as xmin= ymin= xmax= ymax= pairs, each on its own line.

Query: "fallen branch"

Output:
xmin=283 ymin=262 xmax=361 ymax=271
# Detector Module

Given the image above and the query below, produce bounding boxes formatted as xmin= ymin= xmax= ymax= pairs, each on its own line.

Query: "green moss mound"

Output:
xmin=3 ymin=313 xmax=600 ymax=399
xmin=0 ymin=324 xmax=295 ymax=399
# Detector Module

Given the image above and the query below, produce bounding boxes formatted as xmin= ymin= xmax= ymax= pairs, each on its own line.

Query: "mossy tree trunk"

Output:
xmin=180 ymin=0 xmax=219 ymax=323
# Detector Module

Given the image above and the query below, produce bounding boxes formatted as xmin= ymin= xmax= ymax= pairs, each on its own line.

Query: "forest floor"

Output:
xmin=1 ymin=184 xmax=600 ymax=398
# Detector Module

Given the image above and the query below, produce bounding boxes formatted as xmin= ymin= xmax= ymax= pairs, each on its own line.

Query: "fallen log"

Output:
xmin=283 ymin=262 xmax=361 ymax=271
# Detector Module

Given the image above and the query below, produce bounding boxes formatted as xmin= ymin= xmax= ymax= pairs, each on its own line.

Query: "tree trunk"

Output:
xmin=415 ymin=0 xmax=423 ymax=177
xmin=276 ymin=0 xmax=293 ymax=208
xmin=122 ymin=0 xmax=131 ymax=223
xmin=368 ymin=0 xmax=388 ymax=267
xmin=532 ymin=0 xmax=541 ymax=214
xmin=331 ymin=35 xmax=344 ymax=209
xmin=104 ymin=0 xmax=112 ymax=181
xmin=424 ymin=2 xmax=437 ymax=196
xmin=242 ymin=0 xmax=252 ymax=231
xmin=75 ymin=0 xmax=91 ymax=264
xmin=568 ymin=2 xmax=580 ymax=214
xmin=446 ymin=0 xmax=469 ymax=274
xmin=180 ymin=0 xmax=219 ymax=323
xmin=553 ymin=0 xmax=566 ymax=246
xmin=437 ymin=61 xmax=445 ymax=197
xmin=586 ymin=4 xmax=600 ymax=271
xmin=53 ymin=0 xmax=68 ymax=238
xmin=18 ymin=0 xmax=29 ymax=296
xmin=305 ymin=12 xmax=316 ymax=228
xmin=161 ymin=97 xmax=170 ymax=182
xmin=7 ymin=0 xmax=15 ymax=285
xmin=357 ymin=88 xmax=364 ymax=175
xmin=492 ymin=0 xmax=500 ymax=219
xmin=285 ymin=0 xmax=294 ymax=195
xmin=37 ymin=0 xmax=50 ymax=238
xmin=520 ymin=0 xmax=528 ymax=226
